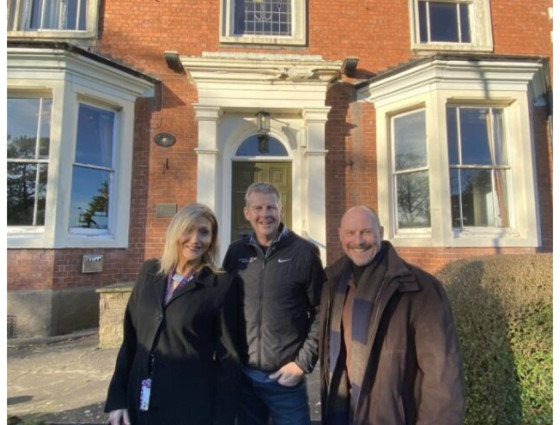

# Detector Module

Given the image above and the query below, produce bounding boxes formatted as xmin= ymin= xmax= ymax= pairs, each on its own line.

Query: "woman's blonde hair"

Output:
xmin=159 ymin=203 xmax=220 ymax=275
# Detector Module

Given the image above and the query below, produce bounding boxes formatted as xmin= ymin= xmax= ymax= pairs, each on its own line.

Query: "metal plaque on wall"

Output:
xmin=82 ymin=254 xmax=104 ymax=273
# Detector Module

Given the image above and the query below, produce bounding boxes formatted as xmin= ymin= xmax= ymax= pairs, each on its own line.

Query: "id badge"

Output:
xmin=139 ymin=378 xmax=152 ymax=411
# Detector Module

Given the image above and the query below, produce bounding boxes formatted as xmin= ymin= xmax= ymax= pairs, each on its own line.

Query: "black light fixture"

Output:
xmin=154 ymin=132 xmax=176 ymax=148
xmin=256 ymin=111 xmax=270 ymax=154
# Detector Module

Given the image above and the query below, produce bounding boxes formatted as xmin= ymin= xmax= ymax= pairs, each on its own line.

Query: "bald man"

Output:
xmin=319 ymin=206 xmax=465 ymax=425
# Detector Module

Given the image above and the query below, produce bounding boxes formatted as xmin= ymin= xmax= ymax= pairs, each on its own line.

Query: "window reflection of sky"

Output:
xmin=7 ymin=98 xmax=52 ymax=159
xmin=75 ymin=104 xmax=114 ymax=167
xmin=235 ymin=135 xmax=288 ymax=156
xmin=394 ymin=110 xmax=427 ymax=171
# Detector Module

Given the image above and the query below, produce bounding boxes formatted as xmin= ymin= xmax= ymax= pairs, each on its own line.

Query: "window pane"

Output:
xmin=235 ymin=135 xmax=288 ymax=156
xmin=75 ymin=104 xmax=114 ymax=167
xmin=419 ymin=1 xmax=428 ymax=42
xmin=494 ymin=169 xmax=509 ymax=227
xmin=8 ymin=98 xmax=52 ymax=160
xmin=460 ymin=108 xmax=492 ymax=165
xmin=458 ymin=169 xmax=493 ymax=227
xmin=397 ymin=171 xmax=431 ymax=228
xmin=492 ymin=109 xmax=507 ymax=165
xmin=459 ymin=3 xmax=470 ymax=42
xmin=70 ymin=167 xmax=110 ymax=229
xmin=394 ymin=110 xmax=427 ymax=171
xmin=234 ymin=0 xmax=292 ymax=36
xmin=7 ymin=163 xmax=47 ymax=226
xmin=446 ymin=107 xmax=459 ymax=164
xmin=449 ymin=168 xmax=462 ymax=227
xmin=429 ymin=2 xmax=459 ymax=42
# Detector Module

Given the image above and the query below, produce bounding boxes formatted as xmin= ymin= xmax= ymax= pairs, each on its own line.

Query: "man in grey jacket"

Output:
xmin=319 ymin=205 xmax=465 ymax=425
xmin=223 ymin=182 xmax=326 ymax=425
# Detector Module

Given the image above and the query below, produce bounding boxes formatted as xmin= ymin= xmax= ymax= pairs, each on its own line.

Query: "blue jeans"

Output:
xmin=237 ymin=373 xmax=311 ymax=425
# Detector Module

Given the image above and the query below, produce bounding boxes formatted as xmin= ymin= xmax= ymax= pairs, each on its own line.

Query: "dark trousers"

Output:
xmin=237 ymin=373 xmax=311 ymax=425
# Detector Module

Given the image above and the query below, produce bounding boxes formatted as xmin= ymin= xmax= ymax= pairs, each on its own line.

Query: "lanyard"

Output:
xmin=164 ymin=270 xmax=195 ymax=305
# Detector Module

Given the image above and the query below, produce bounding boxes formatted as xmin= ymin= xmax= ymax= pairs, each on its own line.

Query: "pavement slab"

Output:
xmin=7 ymin=331 xmax=322 ymax=425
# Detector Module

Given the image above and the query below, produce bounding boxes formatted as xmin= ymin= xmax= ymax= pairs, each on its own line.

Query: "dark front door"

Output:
xmin=231 ymin=161 xmax=292 ymax=241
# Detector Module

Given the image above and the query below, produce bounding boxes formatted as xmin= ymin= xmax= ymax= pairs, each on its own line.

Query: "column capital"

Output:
xmin=302 ymin=107 xmax=331 ymax=123
xmin=193 ymin=104 xmax=222 ymax=121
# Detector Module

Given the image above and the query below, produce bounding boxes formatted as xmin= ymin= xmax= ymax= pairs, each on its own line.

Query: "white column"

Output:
xmin=193 ymin=105 xmax=222 ymax=212
xmin=302 ymin=107 xmax=330 ymax=264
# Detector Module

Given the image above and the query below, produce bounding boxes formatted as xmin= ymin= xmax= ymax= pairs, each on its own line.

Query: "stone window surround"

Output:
xmin=359 ymin=56 xmax=548 ymax=248
xmin=409 ymin=0 xmax=493 ymax=52
xmin=7 ymin=46 xmax=155 ymax=249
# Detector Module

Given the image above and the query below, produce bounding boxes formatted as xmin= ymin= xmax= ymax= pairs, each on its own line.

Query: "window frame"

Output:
xmin=7 ymin=47 xmax=155 ymax=249
xmin=7 ymin=0 xmax=99 ymax=41
xmin=390 ymin=108 xmax=432 ymax=231
xmin=7 ymin=95 xmax=52 ymax=228
xmin=68 ymin=101 xmax=119 ymax=236
xmin=361 ymin=58 xmax=544 ymax=248
xmin=220 ymin=0 xmax=307 ymax=46
xmin=447 ymin=105 xmax=512 ymax=231
xmin=409 ymin=0 xmax=493 ymax=52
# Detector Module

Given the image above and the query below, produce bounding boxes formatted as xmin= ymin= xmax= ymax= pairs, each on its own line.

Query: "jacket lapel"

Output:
xmin=165 ymin=267 xmax=213 ymax=305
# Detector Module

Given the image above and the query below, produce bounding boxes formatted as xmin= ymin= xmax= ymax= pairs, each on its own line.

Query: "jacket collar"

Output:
xmin=330 ymin=241 xmax=419 ymax=293
xmin=148 ymin=264 xmax=214 ymax=307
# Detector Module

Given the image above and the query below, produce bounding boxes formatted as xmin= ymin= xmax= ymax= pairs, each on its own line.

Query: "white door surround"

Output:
xmin=181 ymin=52 xmax=342 ymax=262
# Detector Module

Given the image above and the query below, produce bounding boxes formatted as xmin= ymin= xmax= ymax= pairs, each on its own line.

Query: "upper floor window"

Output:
xmin=447 ymin=106 xmax=509 ymax=229
xmin=221 ymin=0 xmax=306 ymax=45
xmin=8 ymin=0 xmax=99 ymax=40
xmin=418 ymin=0 xmax=470 ymax=43
xmin=7 ymin=96 xmax=52 ymax=227
xmin=410 ymin=0 xmax=492 ymax=52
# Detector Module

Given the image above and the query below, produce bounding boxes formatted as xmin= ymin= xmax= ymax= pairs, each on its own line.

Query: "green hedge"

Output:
xmin=436 ymin=254 xmax=552 ymax=425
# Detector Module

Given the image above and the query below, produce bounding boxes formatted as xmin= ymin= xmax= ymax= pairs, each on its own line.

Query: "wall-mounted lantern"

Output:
xmin=256 ymin=111 xmax=270 ymax=154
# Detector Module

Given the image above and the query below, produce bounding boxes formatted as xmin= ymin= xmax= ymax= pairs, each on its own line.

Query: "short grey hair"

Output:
xmin=244 ymin=182 xmax=282 ymax=208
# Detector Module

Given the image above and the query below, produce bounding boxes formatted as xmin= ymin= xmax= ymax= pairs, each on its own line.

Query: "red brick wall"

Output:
xmin=8 ymin=0 xmax=553 ymax=292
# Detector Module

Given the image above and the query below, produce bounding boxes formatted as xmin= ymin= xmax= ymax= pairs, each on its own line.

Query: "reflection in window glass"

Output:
xmin=75 ymin=104 xmax=114 ymax=167
xmin=235 ymin=135 xmax=288 ymax=156
xmin=418 ymin=0 xmax=471 ymax=43
xmin=7 ymin=97 xmax=52 ymax=226
xmin=70 ymin=103 xmax=115 ymax=231
xmin=233 ymin=0 xmax=292 ymax=36
xmin=8 ymin=0 xmax=87 ymax=31
xmin=392 ymin=109 xmax=431 ymax=229
xmin=447 ymin=106 xmax=509 ymax=228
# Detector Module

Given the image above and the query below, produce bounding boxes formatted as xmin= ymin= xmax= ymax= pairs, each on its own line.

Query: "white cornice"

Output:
xmin=182 ymin=53 xmax=341 ymax=85
xmin=181 ymin=53 xmax=341 ymax=110
xmin=359 ymin=58 xmax=546 ymax=107
xmin=7 ymin=47 xmax=155 ymax=99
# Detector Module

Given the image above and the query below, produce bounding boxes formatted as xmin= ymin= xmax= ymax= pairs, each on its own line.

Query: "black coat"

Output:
xmin=105 ymin=259 xmax=241 ymax=425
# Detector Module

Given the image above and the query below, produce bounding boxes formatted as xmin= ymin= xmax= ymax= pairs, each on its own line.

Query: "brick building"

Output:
xmin=7 ymin=0 xmax=553 ymax=337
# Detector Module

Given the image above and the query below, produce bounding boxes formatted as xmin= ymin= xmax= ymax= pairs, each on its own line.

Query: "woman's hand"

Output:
xmin=108 ymin=408 xmax=130 ymax=425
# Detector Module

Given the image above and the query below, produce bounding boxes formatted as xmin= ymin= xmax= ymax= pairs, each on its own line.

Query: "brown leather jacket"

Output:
xmin=319 ymin=242 xmax=465 ymax=425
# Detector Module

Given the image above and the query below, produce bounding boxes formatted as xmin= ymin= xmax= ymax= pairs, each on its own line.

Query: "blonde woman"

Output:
xmin=105 ymin=203 xmax=241 ymax=425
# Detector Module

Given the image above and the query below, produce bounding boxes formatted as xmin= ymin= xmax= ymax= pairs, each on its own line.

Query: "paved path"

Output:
xmin=7 ymin=331 xmax=321 ymax=424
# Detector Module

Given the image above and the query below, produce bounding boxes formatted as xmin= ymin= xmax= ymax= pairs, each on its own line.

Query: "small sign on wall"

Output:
xmin=82 ymin=254 xmax=104 ymax=273
xmin=156 ymin=203 xmax=177 ymax=218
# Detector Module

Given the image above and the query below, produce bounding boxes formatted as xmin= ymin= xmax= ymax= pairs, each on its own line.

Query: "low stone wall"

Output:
xmin=96 ymin=282 xmax=134 ymax=349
